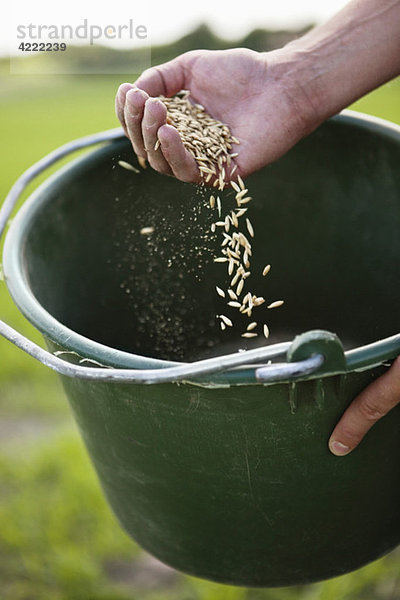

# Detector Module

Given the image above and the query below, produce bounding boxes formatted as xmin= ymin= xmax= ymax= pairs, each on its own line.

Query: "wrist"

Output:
xmin=259 ymin=47 xmax=326 ymax=137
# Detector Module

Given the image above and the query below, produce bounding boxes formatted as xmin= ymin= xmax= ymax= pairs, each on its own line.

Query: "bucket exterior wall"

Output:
xmin=3 ymin=113 xmax=400 ymax=586
xmin=48 ymin=336 xmax=400 ymax=586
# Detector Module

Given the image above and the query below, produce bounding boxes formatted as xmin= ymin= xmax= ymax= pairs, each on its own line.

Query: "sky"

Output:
xmin=3 ymin=0 xmax=350 ymax=56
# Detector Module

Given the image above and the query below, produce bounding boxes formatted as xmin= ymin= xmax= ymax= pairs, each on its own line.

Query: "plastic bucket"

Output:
xmin=2 ymin=111 xmax=400 ymax=586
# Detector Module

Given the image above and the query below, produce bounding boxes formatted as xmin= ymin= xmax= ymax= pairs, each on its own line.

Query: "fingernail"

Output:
xmin=329 ymin=440 xmax=351 ymax=456
xmin=126 ymin=89 xmax=141 ymax=115
xmin=159 ymin=136 xmax=168 ymax=149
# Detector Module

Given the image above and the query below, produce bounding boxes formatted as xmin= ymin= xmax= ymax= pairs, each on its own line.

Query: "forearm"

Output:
xmin=276 ymin=0 xmax=400 ymax=125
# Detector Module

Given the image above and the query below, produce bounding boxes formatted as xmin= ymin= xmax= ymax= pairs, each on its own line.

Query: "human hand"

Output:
xmin=115 ymin=48 xmax=318 ymax=182
xmin=329 ymin=357 xmax=400 ymax=456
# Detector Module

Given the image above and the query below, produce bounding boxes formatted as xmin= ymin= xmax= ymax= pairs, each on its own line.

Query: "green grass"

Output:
xmin=0 ymin=71 xmax=399 ymax=599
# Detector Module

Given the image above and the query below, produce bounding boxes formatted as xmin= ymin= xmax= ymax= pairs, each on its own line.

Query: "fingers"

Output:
xmin=158 ymin=124 xmax=201 ymax=183
xmin=124 ymin=88 xmax=149 ymax=158
xmin=329 ymin=356 xmax=400 ymax=456
xmin=119 ymin=90 xmax=200 ymax=181
xmin=141 ymin=98 xmax=172 ymax=175
xmin=115 ymin=82 xmax=135 ymax=136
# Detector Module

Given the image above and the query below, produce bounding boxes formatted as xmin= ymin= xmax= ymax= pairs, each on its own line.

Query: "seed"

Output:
xmin=219 ymin=314 xmax=233 ymax=327
xmin=246 ymin=218 xmax=254 ymax=238
xmin=254 ymin=297 xmax=265 ymax=306
xmin=220 ymin=321 xmax=226 ymax=331
xmin=205 ymin=173 xmax=212 ymax=183
xmin=232 ymin=136 xmax=240 ymax=145
xmin=216 ymin=286 xmax=225 ymax=298
xmin=231 ymin=181 xmax=241 ymax=193
xmin=211 ymin=223 xmax=216 ymax=233
xmin=224 ymin=216 xmax=230 ymax=233
xmin=243 ymin=250 xmax=250 ymax=267
xmin=268 ymin=300 xmax=284 ymax=309
xmin=118 ymin=160 xmax=140 ymax=173
xmin=231 ymin=272 xmax=240 ymax=287
xmin=247 ymin=322 xmax=257 ymax=331
xmin=227 ymin=289 xmax=237 ymax=300
xmin=228 ymin=260 xmax=235 ymax=276
xmin=237 ymin=174 xmax=245 ymax=190
xmin=237 ymin=196 xmax=252 ymax=205
xmin=227 ymin=248 xmax=240 ymax=260
xmin=217 ymin=196 xmax=222 ymax=217
xmin=235 ymin=188 xmax=249 ymax=201
xmin=262 ymin=264 xmax=271 ymax=276
xmin=154 ymin=139 xmax=161 ymax=151
xmin=231 ymin=211 xmax=239 ymax=228
xmin=243 ymin=292 xmax=252 ymax=305
xmin=236 ymin=278 xmax=244 ymax=296
xmin=263 ymin=324 xmax=270 ymax=339
xmin=241 ymin=332 xmax=257 ymax=338
xmin=230 ymin=152 xmax=239 ymax=158
xmin=235 ymin=208 xmax=248 ymax=217
xmin=228 ymin=301 xmax=241 ymax=308
xmin=140 ymin=226 xmax=155 ymax=235
xmin=199 ymin=166 xmax=214 ymax=174
xmin=209 ymin=195 xmax=215 ymax=209
xmin=230 ymin=164 xmax=238 ymax=176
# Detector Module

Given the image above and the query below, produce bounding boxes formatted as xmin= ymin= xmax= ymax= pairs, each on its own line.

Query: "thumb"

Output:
xmin=328 ymin=356 xmax=400 ymax=456
xmin=133 ymin=54 xmax=188 ymax=98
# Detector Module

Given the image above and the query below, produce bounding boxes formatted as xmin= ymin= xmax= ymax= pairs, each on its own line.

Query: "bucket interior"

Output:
xmin=15 ymin=116 xmax=400 ymax=362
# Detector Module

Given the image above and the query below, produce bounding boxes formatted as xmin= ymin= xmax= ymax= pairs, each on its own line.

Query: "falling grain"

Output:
xmin=262 ymin=265 xmax=271 ymax=276
xmin=268 ymin=300 xmax=284 ymax=309
xmin=118 ymin=160 xmax=140 ymax=173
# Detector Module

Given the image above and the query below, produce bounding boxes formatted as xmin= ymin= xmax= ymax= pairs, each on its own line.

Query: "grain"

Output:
xmin=220 ymin=314 xmax=233 ymax=327
xmin=237 ymin=174 xmax=245 ymax=190
xmin=262 ymin=264 xmax=271 ymax=276
xmin=236 ymin=278 xmax=244 ymax=296
xmin=268 ymin=300 xmax=284 ymax=309
xmin=156 ymin=90 xmax=283 ymax=340
xmin=140 ymin=226 xmax=155 ymax=235
xmin=118 ymin=160 xmax=140 ymax=173
xmin=246 ymin=218 xmax=254 ymax=238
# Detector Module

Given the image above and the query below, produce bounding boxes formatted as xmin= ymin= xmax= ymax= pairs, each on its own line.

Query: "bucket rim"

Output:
xmin=3 ymin=110 xmax=400 ymax=383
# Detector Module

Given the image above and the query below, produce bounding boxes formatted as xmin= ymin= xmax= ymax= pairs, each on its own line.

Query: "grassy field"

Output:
xmin=0 ymin=70 xmax=399 ymax=599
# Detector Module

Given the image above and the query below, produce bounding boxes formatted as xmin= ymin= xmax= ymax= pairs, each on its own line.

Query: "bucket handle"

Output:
xmin=0 ymin=128 xmax=326 ymax=384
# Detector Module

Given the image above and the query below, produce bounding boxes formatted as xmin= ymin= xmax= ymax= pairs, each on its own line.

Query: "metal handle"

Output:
xmin=1 ymin=129 xmax=325 ymax=384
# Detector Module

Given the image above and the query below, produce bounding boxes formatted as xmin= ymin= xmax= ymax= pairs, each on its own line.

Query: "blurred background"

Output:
xmin=0 ymin=0 xmax=399 ymax=598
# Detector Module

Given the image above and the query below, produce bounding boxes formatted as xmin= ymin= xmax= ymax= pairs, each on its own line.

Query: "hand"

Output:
xmin=115 ymin=48 xmax=318 ymax=182
xmin=329 ymin=357 xmax=400 ymax=456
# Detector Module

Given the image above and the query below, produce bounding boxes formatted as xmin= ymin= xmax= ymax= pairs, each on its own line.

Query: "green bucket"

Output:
xmin=2 ymin=111 xmax=400 ymax=587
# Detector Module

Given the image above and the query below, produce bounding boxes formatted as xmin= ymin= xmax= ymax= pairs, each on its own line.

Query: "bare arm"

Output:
xmin=282 ymin=0 xmax=400 ymax=124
